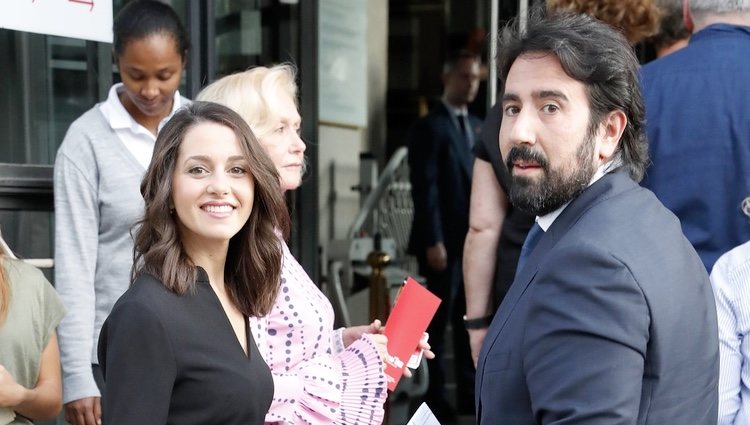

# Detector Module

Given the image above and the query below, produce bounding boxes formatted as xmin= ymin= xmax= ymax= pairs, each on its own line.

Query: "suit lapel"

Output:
xmin=477 ymin=171 xmax=635 ymax=385
xmin=437 ymin=104 xmax=474 ymax=177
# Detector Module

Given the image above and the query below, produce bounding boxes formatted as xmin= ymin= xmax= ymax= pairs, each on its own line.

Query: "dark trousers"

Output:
xmin=419 ymin=254 xmax=475 ymax=415
xmin=93 ymin=363 xmax=105 ymax=391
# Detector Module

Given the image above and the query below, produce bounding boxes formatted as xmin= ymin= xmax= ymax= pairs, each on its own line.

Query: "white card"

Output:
xmin=0 ymin=407 xmax=16 ymax=425
xmin=407 ymin=332 xmax=429 ymax=369
xmin=407 ymin=402 xmax=441 ymax=425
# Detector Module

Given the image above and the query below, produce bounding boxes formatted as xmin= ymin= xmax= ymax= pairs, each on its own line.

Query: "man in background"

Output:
xmin=640 ymin=0 xmax=750 ymax=271
xmin=408 ymin=49 xmax=481 ymax=420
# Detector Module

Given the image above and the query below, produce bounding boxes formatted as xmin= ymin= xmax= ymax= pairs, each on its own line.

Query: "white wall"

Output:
xmin=317 ymin=0 xmax=389 ymax=260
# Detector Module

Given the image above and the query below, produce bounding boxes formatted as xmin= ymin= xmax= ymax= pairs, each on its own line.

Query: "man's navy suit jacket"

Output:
xmin=407 ymin=102 xmax=481 ymax=258
xmin=476 ymin=171 xmax=719 ymax=424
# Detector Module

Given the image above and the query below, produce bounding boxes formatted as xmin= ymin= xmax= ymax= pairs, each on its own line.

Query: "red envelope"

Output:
xmin=383 ymin=276 xmax=442 ymax=391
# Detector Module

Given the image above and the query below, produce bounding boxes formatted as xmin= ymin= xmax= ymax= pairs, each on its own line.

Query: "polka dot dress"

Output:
xmin=250 ymin=241 xmax=387 ymax=424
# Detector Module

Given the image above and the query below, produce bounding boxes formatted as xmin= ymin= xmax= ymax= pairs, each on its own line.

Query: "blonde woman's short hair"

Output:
xmin=196 ymin=64 xmax=298 ymax=140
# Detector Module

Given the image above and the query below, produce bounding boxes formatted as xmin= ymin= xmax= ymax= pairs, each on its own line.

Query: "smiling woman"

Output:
xmin=98 ymin=102 xmax=290 ymax=425
xmin=171 ymin=122 xmax=256 ymax=253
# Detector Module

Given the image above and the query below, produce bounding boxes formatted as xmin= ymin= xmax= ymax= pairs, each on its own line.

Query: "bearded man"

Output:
xmin=475 ymin=10 xmax=719 ymax=425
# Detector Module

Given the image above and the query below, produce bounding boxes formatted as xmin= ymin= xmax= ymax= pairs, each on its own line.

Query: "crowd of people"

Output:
xmin=2 ymin=0 xmax=750 ymax=424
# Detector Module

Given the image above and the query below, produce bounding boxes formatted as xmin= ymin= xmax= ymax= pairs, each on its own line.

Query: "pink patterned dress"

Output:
xmin=250 ymin=241 xmax=387 ymax=424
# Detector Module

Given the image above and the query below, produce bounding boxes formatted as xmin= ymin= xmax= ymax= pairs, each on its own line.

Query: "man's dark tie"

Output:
xmin=457 ymin=113 xmax=473 ymax=148
xmin=515 ymin=222 xmax=544 ymax=276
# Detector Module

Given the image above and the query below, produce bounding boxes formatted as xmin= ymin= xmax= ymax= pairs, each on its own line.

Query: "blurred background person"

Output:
xmin=53 ymin=2 xmax=190 ymax=424
xmin=0 ymin=250 xmax=66 ymax=424
xmin=197 ymin=65 xmax=393 ymax=425
xmin=407 ymin=49 xmax=481 ymax=421
xmin=648 ymin=0 xmax=692 ymax=58
xmin=98 ymin=102 xmax=287 ymax=424
xmin=640 ymin=0 xmax=750 ymax=272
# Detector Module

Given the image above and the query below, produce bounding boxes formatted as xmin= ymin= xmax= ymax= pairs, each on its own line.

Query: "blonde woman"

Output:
xmin=0 ymin=253 xmax=66 ymax=424
xmin=197 ymin=65 xmax=396 ymax=425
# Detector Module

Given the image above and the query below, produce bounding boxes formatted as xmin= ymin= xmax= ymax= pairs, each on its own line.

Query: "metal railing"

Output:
xmin=326 ymin=147 xmax=419 ymax=327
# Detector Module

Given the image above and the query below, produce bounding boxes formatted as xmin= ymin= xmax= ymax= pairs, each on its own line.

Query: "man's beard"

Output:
xmin=505 ymin=134 xmax=597 ymax=216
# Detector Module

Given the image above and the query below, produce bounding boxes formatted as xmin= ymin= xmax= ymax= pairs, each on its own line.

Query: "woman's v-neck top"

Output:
xmin=98 ymin=270 xmax=273 ymax=425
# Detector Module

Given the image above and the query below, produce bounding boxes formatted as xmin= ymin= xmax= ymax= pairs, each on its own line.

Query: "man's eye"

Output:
xmin=504 ymin=105 xmax=520 ymax=116
xmin=542 ymin=104 xmax=559 ymax=113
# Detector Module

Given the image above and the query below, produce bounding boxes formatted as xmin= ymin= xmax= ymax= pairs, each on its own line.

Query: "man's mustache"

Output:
xmin=505 ymin=146 xmax=549 ymax=172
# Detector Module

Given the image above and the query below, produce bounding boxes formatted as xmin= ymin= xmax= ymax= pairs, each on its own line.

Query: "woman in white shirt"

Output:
xmin=53 ymin=2 xmax=189 ymax=425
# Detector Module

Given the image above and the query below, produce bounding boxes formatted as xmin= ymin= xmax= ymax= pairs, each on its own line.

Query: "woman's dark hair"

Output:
xmin=498 ymin=9 xmax=650 ymax=182
xmin=113 ymin=0 xmax=189 ymax=61
xmin=133 ymin=101 xmax=290 ymax=317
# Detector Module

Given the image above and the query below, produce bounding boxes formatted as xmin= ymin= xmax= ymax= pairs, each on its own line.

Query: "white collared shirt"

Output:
xmin=99 ymin=83 xmax=186 ymax=169
xmin=442 ymin=98 xmax=475 ymax=147
xmin=711 ymin=241 xmax=750 ymax=425
xmin=536 ymin=159 xmax=621 ymax=231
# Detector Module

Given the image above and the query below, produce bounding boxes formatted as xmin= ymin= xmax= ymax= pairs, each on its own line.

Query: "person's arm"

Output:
xmin=264 ymin=335 xmax=387 ymax=424
xmin=99 ymin=300 xmax=175 ymax=425
xmin=53 ymin=126 xmax=102 ymax=425
xmin=463 ymin=159 xmax=507 ymax=366
xmin=711 ymin=259 xmax=743 ymax=425
xmin=523 ymin=244 xmax=649 ymax=424
xmin=0 ymin=333 xmax=63 ymax=419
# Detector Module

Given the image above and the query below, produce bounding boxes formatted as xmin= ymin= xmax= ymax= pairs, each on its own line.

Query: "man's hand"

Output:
xmin=426 ymin=242 xmax=448 ymax=271
xmin=64 ymin=397 xmax=101 ymax=425
xmin=469 ymin=328 xmax=489 ymax=367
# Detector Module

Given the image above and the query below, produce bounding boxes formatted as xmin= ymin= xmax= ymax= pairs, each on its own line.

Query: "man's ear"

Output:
xmin=683 ymin=0 xmax=695 ymax=33
xmin=598 ymin=110 xmax=627 ymax=162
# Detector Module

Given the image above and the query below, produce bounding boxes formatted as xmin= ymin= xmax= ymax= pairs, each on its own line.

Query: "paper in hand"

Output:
xmin=407 ymin=402 xmax=441 ymax=425
xmin=0 ymin=407 xmax=16 ymax=425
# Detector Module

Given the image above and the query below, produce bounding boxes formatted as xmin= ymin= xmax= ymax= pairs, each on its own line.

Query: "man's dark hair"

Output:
xmin=443 ymin=49 xmax=481 ymax=74
xmin=498 ymin=9 xmax=650 ymax=182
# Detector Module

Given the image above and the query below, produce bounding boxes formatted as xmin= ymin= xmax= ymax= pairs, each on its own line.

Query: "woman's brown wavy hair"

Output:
xmin=547 ymin=0 xmax=662 ymax=45
xmin=132 ymin=101 xmax=290 ymax=317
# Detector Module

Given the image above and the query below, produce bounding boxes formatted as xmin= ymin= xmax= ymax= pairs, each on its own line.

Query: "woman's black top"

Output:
xmin=98 ymin=270 xmax=273 ymax=425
